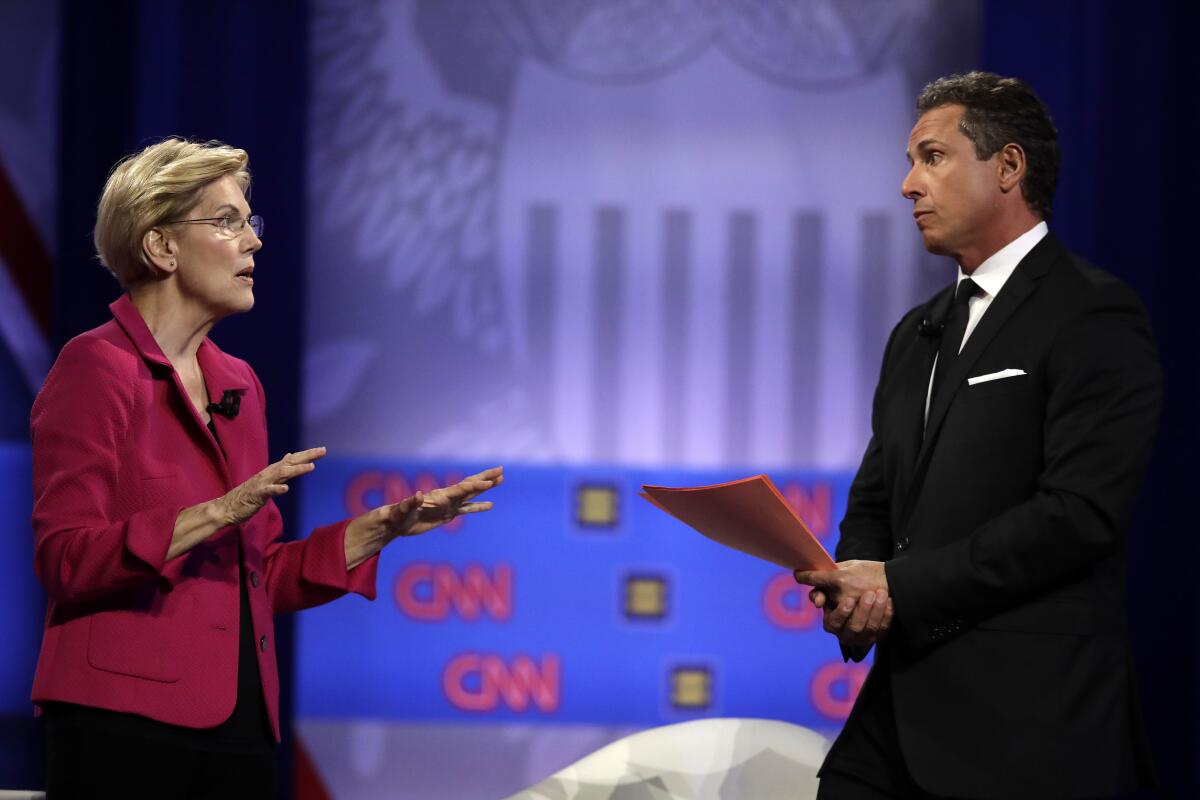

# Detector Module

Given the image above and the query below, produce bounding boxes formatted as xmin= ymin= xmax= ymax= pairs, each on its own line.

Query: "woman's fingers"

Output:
xmin=282 ymin=446 xmax=328 ymax=464
xmin=384 ymin=493 xmax=422 ymax=522
xmin=264 ymin=447 xmax=326 ymax=487
xmin=274 ymin=447 xmax=326 ymax=481
xmin=465 ymin=466 xmax=503 ymax=483
xmin=453 ymin=467 xmax=504 ymax=499
xmin=380 ymin=469 xmax=503 ymax=537
xmin=224 ymin=447 xmax=327 ymax=525
xmin=419 ymin=475 xmax=498 ymax=511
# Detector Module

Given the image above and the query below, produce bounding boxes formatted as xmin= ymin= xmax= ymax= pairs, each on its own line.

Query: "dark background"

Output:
xmin=1 ymin=1 xmax=1194 ymax=796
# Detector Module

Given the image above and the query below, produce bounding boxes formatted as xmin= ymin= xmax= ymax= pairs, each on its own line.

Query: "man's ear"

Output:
xmin=997 ymin=142 xmax=1026 ymax=194
xmin=143 ymin=227 xmax=179 ymax=276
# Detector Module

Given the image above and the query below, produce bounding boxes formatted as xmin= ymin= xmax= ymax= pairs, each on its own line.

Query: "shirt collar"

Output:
xmin=957 ymin=220 xmax=1049 ymax=298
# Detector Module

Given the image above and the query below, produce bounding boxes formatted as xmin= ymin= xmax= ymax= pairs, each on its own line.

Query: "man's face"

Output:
xmin=901 ymin=104 xmax=1001 ymax=261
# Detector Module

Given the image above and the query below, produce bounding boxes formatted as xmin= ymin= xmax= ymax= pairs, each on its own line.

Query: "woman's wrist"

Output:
xmin=344 ymin=508 xmax=393 ymax=570
xmin=207 ymin=496 xmax=233 ymax=528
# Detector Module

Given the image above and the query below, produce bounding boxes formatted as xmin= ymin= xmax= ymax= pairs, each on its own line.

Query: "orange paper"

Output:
xmin=641 ymin=475 xmax=835 ymax=571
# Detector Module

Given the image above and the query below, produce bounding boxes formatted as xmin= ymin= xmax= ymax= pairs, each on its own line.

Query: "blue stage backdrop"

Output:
xmin=299 ymin=460 xmax=857 ymax=726
xmin=296 ymin=1 xmax=979 ymax=796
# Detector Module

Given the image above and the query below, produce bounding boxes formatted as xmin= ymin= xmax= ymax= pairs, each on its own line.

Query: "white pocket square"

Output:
xmin=968 ymin=368 xmax=1026 ymax=386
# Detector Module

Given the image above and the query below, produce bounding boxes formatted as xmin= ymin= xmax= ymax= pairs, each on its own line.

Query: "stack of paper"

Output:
xmin=641 ymin=475 xmax=834 ymax=571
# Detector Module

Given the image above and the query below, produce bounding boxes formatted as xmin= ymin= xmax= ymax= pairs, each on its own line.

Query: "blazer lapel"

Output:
xmin=902 ymin=233 xmax=1062 ymax=521
xmin=109 ymin=294 xmax=222 ymax=456
xmin=197 ymin=339 xmax=250 ymax=484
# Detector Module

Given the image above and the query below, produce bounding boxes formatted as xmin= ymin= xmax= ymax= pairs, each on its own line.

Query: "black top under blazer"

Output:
xmin=835 ymin=233 xmax=1160 ymax=798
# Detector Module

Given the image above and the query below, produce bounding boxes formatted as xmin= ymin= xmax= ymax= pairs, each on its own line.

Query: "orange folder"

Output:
xmin=640 ymin=475 xmax=835 ymax=571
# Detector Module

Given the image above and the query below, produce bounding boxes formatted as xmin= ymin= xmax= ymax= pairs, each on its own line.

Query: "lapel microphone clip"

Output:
xmin=917 ymin=317 xmax=944 ymax=339
xmin=207 ymin=389 xmax=245 ymax=420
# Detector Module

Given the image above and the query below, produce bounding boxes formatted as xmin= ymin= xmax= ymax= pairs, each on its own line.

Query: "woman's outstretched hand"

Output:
xmin=344 ymin=466 xmax=504 ymax=569
xmin=169 ymin=447 xmax=327 ymax=562
xmin=218 ymin=447 xmax=328 ymax=526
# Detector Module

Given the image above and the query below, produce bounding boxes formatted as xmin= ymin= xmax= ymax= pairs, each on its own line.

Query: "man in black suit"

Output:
xmin=795 ymin=72 xmax=1160 ymax=799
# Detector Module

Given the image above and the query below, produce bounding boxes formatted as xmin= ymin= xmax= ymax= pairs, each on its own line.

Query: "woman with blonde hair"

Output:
xmin=31 ymin=137 xmax=502 ymax=798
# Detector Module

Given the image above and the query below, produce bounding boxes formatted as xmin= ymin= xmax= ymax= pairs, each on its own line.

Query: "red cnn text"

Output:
xmin=394 ymin=562 xmax=513 ymax=622
xmin=443 ymin=653 xmax=561 ymax=713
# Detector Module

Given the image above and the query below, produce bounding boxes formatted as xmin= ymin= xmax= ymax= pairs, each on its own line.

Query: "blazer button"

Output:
xmin=896 ymin=537 xmax=910 ymax=552
xmin=250 ymin=571 xmax=260 ymax=588
xmin=260 ymin=635 xmax=268 ymax=652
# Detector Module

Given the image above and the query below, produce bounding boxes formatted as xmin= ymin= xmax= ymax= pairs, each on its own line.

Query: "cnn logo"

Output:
xmin=395 ymin=563 xmax=513 ymax=622
xmin=762 ymin=572 xmax=820 ymax=630
xmin=778 ymin=480 xmax=833 ymax=538
xmin=443 ymin=653 xmax=561 ymax=713
xmin=810 ymin=662 xmax=870 ymax=720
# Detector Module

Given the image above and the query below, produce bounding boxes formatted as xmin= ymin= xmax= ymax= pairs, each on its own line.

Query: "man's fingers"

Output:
xmin=809 ymin=589 xmax=827 ymax=609
xmin=825 ymin=597 xmax=856 ymax=632
xmin=794 ymin=569 xmax=839 ymax=589
xmin=457 ymin=501 xmax=493 ymax=514
xmin=864 ymin=590 xmax=888 ymax=632
xmin=845 ymin=590 xmax=877 ymax=634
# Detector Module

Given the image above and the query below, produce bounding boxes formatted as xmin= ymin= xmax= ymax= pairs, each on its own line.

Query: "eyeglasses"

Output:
xmin=167 ymin=213 xmax=264 ymax=239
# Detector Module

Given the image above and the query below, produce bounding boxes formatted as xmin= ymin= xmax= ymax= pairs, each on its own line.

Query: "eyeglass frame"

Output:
xmin=165 ymin=213 xmax=264 ymax=239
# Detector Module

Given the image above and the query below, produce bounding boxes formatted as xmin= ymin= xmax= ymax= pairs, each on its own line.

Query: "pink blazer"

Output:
xmin=29 ymin=294 xmax=378 ymax=741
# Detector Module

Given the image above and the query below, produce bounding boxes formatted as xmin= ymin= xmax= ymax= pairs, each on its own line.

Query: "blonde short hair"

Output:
xmin=94 ymin=138 xmax=250 ymax=287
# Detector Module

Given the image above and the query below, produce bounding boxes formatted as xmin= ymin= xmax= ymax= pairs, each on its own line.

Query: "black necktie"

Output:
xmin=931 ymin=278 xmax=980 ymax=406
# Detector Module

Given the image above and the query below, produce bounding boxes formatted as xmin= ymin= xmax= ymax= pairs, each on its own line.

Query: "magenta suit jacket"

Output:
xmin=29 ymin=294 xmax=378 ymax=741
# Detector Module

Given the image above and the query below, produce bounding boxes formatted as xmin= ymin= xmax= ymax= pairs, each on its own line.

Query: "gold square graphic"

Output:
xmin=670 ymin=666 xmax=712 ymax=710
xmin=624 ymin=575 xmax=667 ymax=619
xmin=576 ymin=484 xmax=619 ymax=528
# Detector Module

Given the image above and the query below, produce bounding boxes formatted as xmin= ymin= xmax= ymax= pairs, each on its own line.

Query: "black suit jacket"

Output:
xmin=834 ymin=234 xmax=1160 ymax=798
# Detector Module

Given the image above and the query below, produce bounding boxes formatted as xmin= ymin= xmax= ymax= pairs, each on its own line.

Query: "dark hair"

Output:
xmin=917 ymin=72 xmax=1060 ymax=221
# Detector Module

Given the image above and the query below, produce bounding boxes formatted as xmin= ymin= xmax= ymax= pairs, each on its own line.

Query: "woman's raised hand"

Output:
xmin=342 ymin=466 xmax=504 ymax=569
xmin=217 ymin=447 xmax=327 ymax=526
xmin=380 ymin=466 xmax=504 ymax=537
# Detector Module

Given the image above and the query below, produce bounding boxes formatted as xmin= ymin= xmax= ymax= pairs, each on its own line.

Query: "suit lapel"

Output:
xmin=894 ymin=293 xmax=949 ymax=494
xmin=917 ymin=270 xmax=1034 ymax=463
xmin=901 ymin=233 xmax=1063 ymax=522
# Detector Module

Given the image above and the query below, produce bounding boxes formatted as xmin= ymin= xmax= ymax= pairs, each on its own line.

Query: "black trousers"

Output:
xmin=817 ymin=661 xmax=1156 ymax=800
xmin=817 ymin=662 xmax=944 ymax=800
xmin=46 ymin=716 xmax=275 ymax=800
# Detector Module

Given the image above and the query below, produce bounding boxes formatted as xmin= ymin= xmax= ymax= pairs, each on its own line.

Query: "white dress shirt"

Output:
xmin=925 ymin=221 xmax=1049 ymax=423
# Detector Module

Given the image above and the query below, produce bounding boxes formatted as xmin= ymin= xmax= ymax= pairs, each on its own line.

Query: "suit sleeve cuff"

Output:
xmin=301 ymin=519 xmax=379 ymax=601
xmin=125 ymin=505 xmax=185 ymax=574
xmin=841 ymin=643 xmax=872 ymax=663
xmin=887 ymin=557 xmax=967 ymax=651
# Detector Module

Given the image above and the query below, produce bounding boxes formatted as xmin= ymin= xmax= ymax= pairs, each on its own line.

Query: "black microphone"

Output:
xmin=207 ymin=389 xmax=245 ymax=420
xmin=917 ymin=317 xmax=944 ymax=339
